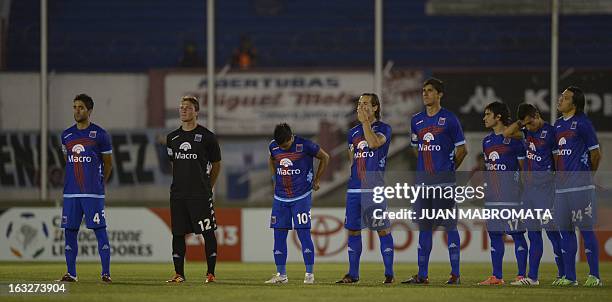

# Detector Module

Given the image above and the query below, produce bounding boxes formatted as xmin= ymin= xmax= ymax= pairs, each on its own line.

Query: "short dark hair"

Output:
xmin=423 ymin=78 xmax=444 ymax=95
xmin=74 ymin=93 xmax=94 ymax=110
xmin=517 ymin=103 xmax=539 ymax=121
xmin=181 ymin=96 xmax=200 ymax=112
xmin=360 ymin=93 xmax=381 ymax=119
xmin=566 ymin=86 xmax=585 ymax=114
xmin=274 ymin=123 xmax=292 ymax=145
xmin=485 ymin=101 xmax=511 ymax=126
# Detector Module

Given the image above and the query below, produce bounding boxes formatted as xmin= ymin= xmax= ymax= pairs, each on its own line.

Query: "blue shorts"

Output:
xmin=522 ymin=184 xmax=558 ymax=231
xmin=61 ymin=197 xmax=106 ymax=229
xmin=554 ymin=189 xmax=596 ymax=231
xmin=413 ymin=194 xmax=458 ymax=230
xmin=345 ymin=191 xmax=390 ymax=231
xmin=486 ymin=215 xmax=526 ymax=234
xmin=270 ymin=193 xmax=312 ymax=229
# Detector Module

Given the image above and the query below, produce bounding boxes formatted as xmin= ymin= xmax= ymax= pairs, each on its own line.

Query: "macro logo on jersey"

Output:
xmin=175 ymin=142 xmax=197 ymax=160
xmin=486 ymin=151 xmax=506 ymax=170
xmin=5 ymin=212 xmax=49 ymax=259
xmin=72 ymin=144 xmax=85 ymax=154
xmin=68 ymin=144 xmax=92 ymax=163
xmin=354 ymin=140 xmax=374 ymax=158
xmin=418 ymin=132 xmax=441 ymax=151
xmin=280 ymin=158 xmax=293 ymax=167
xmin=557 ymin=137 xmax=572 ymax=155
xmin=526 ymin=141 xmax=543 ymax=162
xmin=179 ymin=142 xmax=191 ymax=151
xmin=277 ymin=158 xmax=301 ymax=175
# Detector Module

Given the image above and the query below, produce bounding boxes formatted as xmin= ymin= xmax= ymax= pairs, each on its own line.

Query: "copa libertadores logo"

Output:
xmin=5 ymin=212 xmax=49 ymax=258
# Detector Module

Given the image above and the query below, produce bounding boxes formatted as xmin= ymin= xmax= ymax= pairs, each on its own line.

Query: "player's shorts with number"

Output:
xmin=61 ymin=197 xmax=106 ymax=229
xmin=522 ymin=183 xmax=558 ymax=231
xmin=170 ymin=197 xmax=217 ymax=235
xmin=412 ymin=190 xmax=458 ymax=230
xmin=344 ymin=191 xmax=390 ymax=231
xmin=270 ymin=192 xmax=312 ymax=229
xmin=554 ymin=188 xmax=596 ymax=231
xmin=485 ymin=205 xmax=526 ymax=234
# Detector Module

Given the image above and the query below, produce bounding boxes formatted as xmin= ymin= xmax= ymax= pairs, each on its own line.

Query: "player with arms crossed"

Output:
xmin=165 ymin=96 xmax=221 ymax=283
xmin=553 ymin=86 xmax=602 ymax=287
xmin=265 ymin=123 xmax=330 ymax=284
xmin=503 ymin=103 xmax=564 ymax=285
xmin=478 ymin=102 xmax=529 ymax=286
xmin=59 ymin=94 xmax=113 ymax=283
xmin=336 ymin=93 xmax=395 ymax=284
xmin=403 ymin=78 xmax=467 ymax=285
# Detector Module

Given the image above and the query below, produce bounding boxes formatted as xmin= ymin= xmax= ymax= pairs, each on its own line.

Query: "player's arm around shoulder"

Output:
xmin=502 ymin=120 xmax=524 ymax=140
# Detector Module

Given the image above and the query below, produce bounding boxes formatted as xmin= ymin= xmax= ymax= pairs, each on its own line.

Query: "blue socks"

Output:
xmin=546 ymin=230 xmax=564 ymax=278
xmin=347 ymin=234 xmax=362 ymax=279
xmin=582 ymin=230 xmax=600 ymax=278
xmin=64 ymin=229 xmax=78 ymax=277
xmin=511 ymin=233 xmax=528 ymax=277
xmin=296 ymin=229 xmax=315 ymax=274
xmin=489 ymin=232 xmax=504 ymax=279
xmin=560 ymin=231 xmax=578 ymax=281
xmin=94 ymin=227 xmax=111 ymax=276
xmin=379 ymin=233 xmax=394 ymax=277
xmin=560 ymin=230 xmax=599 ymax=281
xmin=447 ymin=230 xmax=461 ymax=276
xmin=527 ymin=231 xmax=543 ymax=280
xmin=273 ymin=229 xmax=288 ymax=275
xmin=417 ymin=230 xmax=459 ymax=277
xmin=417 ymin=230 xmax=433 ymax=278
xmin=346 ymin=233 xmax=393 ymax=279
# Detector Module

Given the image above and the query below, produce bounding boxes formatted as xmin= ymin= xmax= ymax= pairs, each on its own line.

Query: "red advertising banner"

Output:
xmin=150 ymin=208 xmax=242 ymax=261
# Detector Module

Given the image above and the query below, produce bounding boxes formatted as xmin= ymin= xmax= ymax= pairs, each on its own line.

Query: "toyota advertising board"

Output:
xmin=242 ymin=208 xmax=561 ymax=263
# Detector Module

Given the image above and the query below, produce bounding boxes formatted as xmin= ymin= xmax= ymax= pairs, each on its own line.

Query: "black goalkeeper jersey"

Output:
xmin=166 ymin=125 xmax=221 ymax=199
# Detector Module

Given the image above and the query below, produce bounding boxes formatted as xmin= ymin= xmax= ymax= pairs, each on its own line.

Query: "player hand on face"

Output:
xmin=357 ymin=105 xmax=369 ymax=124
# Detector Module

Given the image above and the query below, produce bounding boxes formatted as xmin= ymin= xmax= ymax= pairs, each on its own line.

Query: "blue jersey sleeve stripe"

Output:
xmin=555 ymin=185 xmax=595 ymax=194
xmin=454 ymin=140 xmax=466 ymax=146
xmin=347 ymin=188 xmax=374 ymax=193
xmin=63 ymin=193 xmax=105 ymax=198
xmin=588 ymin=144 xmax=600 ymax=151
xmin=101 ymin=150 xmax=113 ymax=154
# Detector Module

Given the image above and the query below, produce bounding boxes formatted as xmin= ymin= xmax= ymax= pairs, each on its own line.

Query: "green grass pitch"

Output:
xmin=0 ymin=262 xmax=610 ymax=302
